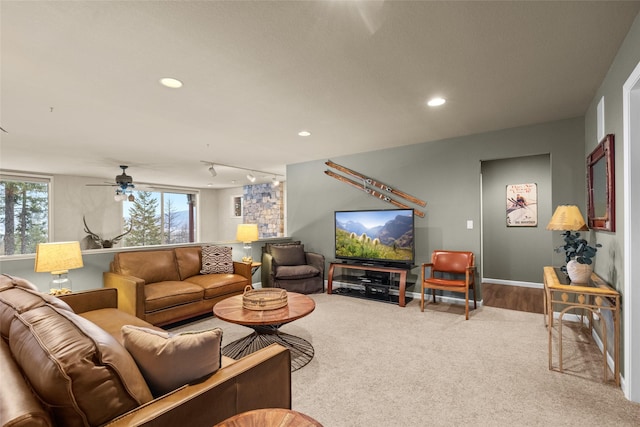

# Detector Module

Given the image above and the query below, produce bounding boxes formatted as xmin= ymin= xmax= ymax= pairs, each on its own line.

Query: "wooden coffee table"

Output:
xmin=213 ymin=292 xmax=315 ymax=371
xmin=215 ymin=408 xmax=322 ymax=427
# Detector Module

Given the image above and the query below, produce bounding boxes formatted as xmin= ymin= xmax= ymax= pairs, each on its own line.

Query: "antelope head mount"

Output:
xmin=83 ymin=216 xmax=132 ymax=248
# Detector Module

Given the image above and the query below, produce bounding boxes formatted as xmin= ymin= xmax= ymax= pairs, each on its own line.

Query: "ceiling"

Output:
xmin=1 ymin=1 xmax=639 ymax=189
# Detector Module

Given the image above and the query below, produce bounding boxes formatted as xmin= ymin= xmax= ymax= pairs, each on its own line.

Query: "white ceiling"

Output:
xmin=1 ymin=1 xmax=639 ymax=189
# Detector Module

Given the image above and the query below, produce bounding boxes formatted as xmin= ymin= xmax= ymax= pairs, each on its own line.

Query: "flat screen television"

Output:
xmin=334 ymin=209 xmax=415 ymax=266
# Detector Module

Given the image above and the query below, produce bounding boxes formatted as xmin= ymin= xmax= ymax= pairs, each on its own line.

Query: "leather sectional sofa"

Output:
xmin=0 ymin=274 xmax=291 ymax=427
xmin=104 ymin=246 xmax=251 ymax=326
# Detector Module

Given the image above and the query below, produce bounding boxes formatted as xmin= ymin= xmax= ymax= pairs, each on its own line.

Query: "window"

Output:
xmin=122 ymin=189 xmax=197 ymax=247
xmin=0 ymin=175 xmax=50 ymax=255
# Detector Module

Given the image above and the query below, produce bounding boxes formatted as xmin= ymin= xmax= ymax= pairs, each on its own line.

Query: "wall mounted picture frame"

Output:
xmin=506 ymin=183 xmax=538 ymax=227
xmin=231 ymin=195 xmax=243 ymax=218
xmin=587 ymin=134 xmax=615 ymax=231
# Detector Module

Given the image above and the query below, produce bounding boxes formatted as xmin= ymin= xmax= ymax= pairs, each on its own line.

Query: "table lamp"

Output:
xmin=236 ymin=224 xmax=259 ymax=263
xmin=546 ymin=205 xmax=589 ymax=231
xmin=546 ymin=205 xmax=589 ymax=272
xmin=34 ymin=241 xmax=84 ymax=294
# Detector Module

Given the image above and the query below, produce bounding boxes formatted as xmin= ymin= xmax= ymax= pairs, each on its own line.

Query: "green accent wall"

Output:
xmin=286 ymin=117 xmax=585 ymax=288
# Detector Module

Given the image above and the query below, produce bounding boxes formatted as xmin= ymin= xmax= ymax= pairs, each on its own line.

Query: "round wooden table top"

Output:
xmin=213 ymin=292 xmax=315 ymax=327
xmin=215 ymin=408 xmax=322 ymax=427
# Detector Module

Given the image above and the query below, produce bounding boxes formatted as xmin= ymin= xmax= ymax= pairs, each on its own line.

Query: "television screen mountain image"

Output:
xmin=334 ymin=209 xmax=414 ymax=265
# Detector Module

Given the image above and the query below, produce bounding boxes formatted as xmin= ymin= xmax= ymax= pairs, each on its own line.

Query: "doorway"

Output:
xmin=480 ymin=154 xmax=552 ymax=285
xmin=623 ymin=59 xmax=640 ymax=402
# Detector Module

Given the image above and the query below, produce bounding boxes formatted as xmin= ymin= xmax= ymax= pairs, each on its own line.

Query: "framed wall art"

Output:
xmin=587 ymin=134 xmax=615 ymax=231
xmin=506 ymin=183 xmax=537 ymax=227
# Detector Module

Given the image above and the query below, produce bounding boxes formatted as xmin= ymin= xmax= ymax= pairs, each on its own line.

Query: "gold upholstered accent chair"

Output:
xmin=420 ymin=250 xmax=477 ymax=320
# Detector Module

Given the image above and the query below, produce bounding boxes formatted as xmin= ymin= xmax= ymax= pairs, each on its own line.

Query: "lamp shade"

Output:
xmin=236 ymin=224 xmax=259 ymax=243
xmin=546 ymin=205 xmax=589 ymax=231
xmin=34 ymin=241 xmax=84 ymax=274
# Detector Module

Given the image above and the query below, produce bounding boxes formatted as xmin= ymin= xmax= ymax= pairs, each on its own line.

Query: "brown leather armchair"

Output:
xmin=261 ymin=242 xmax=325 ymax=294
xmin=420 ymin=250 xmax=477 ymax=319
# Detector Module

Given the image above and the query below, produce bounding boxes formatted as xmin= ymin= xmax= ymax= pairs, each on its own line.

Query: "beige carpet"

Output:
xmin=171 ymin=294 xmax=640 ymax=426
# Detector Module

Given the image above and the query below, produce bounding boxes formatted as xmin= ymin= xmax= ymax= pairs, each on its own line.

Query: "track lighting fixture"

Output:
xmin=200 ymin=160 xmax=282 ymax=184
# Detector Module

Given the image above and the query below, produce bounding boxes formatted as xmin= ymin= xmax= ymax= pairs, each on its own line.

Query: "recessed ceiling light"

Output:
xmin=298 ymin=131 xmax=311 ymax=137
xmin=427 ymin=97 xmax=446 ymax=107
xmin=160 ymin=77 xmax=183 ymax=89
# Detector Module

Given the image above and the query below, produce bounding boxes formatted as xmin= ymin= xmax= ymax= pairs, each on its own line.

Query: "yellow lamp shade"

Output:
xmin=34 ymin=241 xmax=84 ymax=274
xmin=546 ymin=205 xmax=589 ymax=231
xmin=236 ymin=224 xmax=259 ymax=243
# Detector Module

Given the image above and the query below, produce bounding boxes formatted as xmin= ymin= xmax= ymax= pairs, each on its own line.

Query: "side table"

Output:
xmin=250 ymin=261 xmax=261 ymax=276
xmin=543 ymin=266 xmax=620 ymax=385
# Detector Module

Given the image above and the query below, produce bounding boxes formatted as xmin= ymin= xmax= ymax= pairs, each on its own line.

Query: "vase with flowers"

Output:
xmin=554 ymin=231 xmax=602 ymax=283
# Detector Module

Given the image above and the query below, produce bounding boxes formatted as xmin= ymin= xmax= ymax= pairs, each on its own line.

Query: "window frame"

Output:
xmin=0 ymin=171 xmax=53 ymax=255
xmin=121 ymin=186 xmax=200 ymax=247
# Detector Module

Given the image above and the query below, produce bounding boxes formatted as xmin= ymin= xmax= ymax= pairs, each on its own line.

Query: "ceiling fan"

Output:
xmin=86 ymin=165 xmax=136 ymax=201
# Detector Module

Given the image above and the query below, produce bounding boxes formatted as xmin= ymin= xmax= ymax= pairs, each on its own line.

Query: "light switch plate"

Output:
xmin=467 ymin=220 xmax=473 ymax=229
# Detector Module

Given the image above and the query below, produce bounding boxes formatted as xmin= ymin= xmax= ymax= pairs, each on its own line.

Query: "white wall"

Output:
xmin=215 ymin=187 xmax=246 ymax=242
xmin=53 ymin=175 xmax=123 ymax=244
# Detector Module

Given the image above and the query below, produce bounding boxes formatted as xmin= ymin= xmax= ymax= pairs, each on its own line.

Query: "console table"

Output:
xmin=327 ymin=262 xmax=409 ymax=307
xmin=543 ymin=266 xmax=620 ymax=385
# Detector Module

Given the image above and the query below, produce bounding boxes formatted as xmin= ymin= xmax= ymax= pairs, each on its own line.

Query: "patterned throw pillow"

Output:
xmin=200 ymin=245 xmax=234 ymax=274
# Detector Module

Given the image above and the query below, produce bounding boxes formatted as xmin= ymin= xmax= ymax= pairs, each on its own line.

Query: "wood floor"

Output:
xmin=481 ymin=283 xmax=544 ymax=314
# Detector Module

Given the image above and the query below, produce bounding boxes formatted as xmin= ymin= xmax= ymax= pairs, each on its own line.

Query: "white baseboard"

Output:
xmin=482 ymin=278 xmax=543 ymax=289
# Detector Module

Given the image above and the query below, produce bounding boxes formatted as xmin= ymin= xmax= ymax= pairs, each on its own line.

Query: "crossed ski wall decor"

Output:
xmin=324 ymin=160 xmax=426 ymax=217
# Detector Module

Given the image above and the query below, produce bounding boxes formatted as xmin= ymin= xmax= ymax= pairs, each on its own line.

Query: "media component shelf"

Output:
xmin=327 ymin=262 xmax=412 ymax=307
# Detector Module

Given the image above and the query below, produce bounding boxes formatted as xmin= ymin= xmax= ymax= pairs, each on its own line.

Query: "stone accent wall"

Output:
xmin=243 ymin=183 xmax=284 ymax=238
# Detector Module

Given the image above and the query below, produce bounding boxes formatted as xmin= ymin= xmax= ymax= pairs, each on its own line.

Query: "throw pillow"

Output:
xmin=121 ymin=325 xmax=223 ymax=397
xmin=275 ymin=265 xmax=320 ymax=280
xmin=270 ymin=244 xmax=306 ymax=266
xmin=200 ymin=245 xmax=234 ymax=274
xmin=264 ymin=241 xmax=301 ymax=254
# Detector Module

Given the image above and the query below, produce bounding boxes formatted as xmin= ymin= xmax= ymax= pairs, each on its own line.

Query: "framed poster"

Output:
xmin=231 ymin=195 xmax=243 ymax=218
xmin=506 ymin=183 xmax=537 ymax=227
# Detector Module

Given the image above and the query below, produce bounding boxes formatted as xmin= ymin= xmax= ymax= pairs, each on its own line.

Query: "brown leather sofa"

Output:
xmin=0 ymin=274 xmax=291 ymax=427
xmin=104 ymin=246 xmax=251 ymax=326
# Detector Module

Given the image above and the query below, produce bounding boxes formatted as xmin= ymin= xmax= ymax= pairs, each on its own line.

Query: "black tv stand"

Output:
xmin=327 ymin=262 xmax=412 ymax=307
